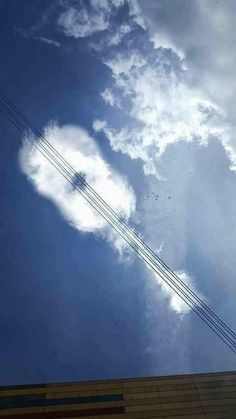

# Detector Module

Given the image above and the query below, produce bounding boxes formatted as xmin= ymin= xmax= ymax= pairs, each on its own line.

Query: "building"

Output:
xmin=0 ymin=371 xmax=235 ymax=418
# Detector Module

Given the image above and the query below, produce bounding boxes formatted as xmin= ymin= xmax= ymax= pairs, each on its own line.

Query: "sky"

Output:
xmin=0 ymin=0 xmax=236 ymax=385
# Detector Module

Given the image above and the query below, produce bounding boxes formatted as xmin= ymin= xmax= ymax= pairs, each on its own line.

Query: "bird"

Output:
xmin=144 ymin=193 xmax=161 ymax=202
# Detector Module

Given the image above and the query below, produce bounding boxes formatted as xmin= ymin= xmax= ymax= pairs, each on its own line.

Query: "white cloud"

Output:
xmin=15 ymin=28 xmax=60 ymax=48
xmin=19 ymin=123 xmax=136 ymax=258
xmin=134 ymin=0 xmax=236 ymax=169
xmin=35 ymin=36 xmax=60 ymax=47
xmin=89 ymin=22 xmax=132 ymax=51
xmin=105 ymin=50 xmax=146 ymax=75
xmin=56 ymin=0 xmax=209 ymax=314
xmin=156 ymin=270 xmax=204 ymax=315
xmin=94 ymin=48 xmax=223 ymax=177
xmin=19 ymin=122 xmax=203 ymax=314
xmin=141 ymin=238 xmax=200 ymax=314
xmin=155 ymin=241 xmax=164 ymax=255
xmin=128 ymin=0 xmax=146 ymax=29
xmin=58 ymin=0 xmax=124 ymax=39
xmin=107 ymin=23 xmax=131 ymax=46
xmin=101 ymin=88 xmax=116 ymax=106
xmin=93 ymin=26 xmax=212 ymax=314
xmin=58 ymin=6 xmax=107 ymax=38
xmin=93 ymin=119 xmax=107 ymax=132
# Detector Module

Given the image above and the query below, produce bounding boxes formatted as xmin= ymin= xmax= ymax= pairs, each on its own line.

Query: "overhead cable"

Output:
xmin=0 ymin=90 xmax=236 ymax=354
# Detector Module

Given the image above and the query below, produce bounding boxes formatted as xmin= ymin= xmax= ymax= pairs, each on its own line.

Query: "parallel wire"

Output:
xmin=1 ymin=97 xmax=236 ymax=353
xmin=0 ymin=92 xmax=236 ymax=338
xmin=2 ymin=92 xmax=236 ymax=343
xmin=1 ymin=96 xmax=236 ymax=354
xmin=1 ymin=91 xmax=235 ymax=339
xmin=1 ymin=92 xmax=236 ymax=354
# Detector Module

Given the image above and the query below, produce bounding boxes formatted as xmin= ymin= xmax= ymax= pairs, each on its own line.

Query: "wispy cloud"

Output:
xmin=58 ymin=0 xmax=125 ymax=39
xmin=101 ymin=88 xmax=117 ymax=107
xmin=34 ymin=36 xmax=60 ymax=47
xmin=15 ymin=28 xmax=60 ymax=48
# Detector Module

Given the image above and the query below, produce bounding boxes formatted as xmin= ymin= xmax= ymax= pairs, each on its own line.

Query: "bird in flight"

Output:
xmin=144 ymin=193 xmax=173 ymax=202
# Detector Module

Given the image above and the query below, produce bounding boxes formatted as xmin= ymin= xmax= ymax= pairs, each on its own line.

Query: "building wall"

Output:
xmin=0 ymin=371 xmax=236 ymax=418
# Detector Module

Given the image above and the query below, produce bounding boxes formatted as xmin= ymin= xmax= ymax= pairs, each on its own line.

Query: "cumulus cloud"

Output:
xmin=134 ymin=0 xmax=236 ymax=169
xmin=91 ymin=13 xmax=212 ymax=313
xmin=58 ymin=0 xmax=124 ymax=39
xmin=19 ymin=122 xmax=204 ymax=314
xmin=94 ymin=48 xmax=223 ymax=177
xmin=56 ymin=0 xmax=235 ymax=172
xmin=136 ymin=0 xmax=236 ymax=107
xmin=19 ymin=123 xmax=136 ymax=258
xmin=54 ymin=0 xmax=208 ymax=313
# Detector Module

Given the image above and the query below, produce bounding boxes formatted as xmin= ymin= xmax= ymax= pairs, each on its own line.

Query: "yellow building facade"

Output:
xmin=0 ymin=371 xmax=235 ymax=418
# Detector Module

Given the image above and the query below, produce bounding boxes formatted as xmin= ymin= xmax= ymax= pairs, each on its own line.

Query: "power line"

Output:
xmin=1 ymin=91 xmax=236 ymax=354
xmin=2 ymin=90 xmax=235 ymax=341
xmin=1 ymin=92 xmax=236 ymax=354
xmin=2 ymin=89 xmax=235 ymax=339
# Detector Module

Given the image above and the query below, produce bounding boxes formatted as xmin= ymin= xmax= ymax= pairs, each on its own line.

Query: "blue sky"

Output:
xmin=1 ymin=0 xmax=236 ymax=385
